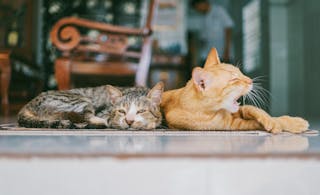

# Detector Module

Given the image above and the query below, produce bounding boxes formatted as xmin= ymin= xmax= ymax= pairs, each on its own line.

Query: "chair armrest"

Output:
xmin=50 ymin=17 xmax=152 ymax=53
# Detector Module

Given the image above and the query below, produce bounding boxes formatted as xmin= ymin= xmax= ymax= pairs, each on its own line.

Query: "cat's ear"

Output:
xmin=106 ymin=85 xmax=122 ymax=104
xmin=192 ymin=67 xmax=213 ymax=92
xmin=204 ymin=48 xmax=221 ymax=68
xmin=147 ymin=82 xmax=164 ymax=105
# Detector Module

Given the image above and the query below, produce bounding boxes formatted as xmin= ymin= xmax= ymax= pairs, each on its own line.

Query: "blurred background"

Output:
xmin=0 ymin=0 xmax=319 ymax=127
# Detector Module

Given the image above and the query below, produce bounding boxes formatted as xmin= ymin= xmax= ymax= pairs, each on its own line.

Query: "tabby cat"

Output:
xmin=161 ymin=48 xmax=309 ymax=133
xmin=18 ymin=82 xmax=163 ymax=130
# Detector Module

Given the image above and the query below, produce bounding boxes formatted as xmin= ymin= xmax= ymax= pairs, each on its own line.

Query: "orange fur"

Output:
xmin=161 ymin=48 xmax=309 ymax=133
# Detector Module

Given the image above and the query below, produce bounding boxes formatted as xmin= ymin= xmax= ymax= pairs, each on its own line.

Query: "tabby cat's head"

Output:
xmin=107 ymin=82 xmax=163 ymax=130
xmin=191 ymin=48 xmax=253 ymax=113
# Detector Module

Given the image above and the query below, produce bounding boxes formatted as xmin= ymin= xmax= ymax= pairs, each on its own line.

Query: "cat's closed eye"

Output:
xmin=117 ymin=109 xmax=126 ymax=114
xmin=231 ymin=73 xmax=239 ymax=80
xmin=137 ymin=109 xmax=147 ymax=114
xmin=230 ymin=78 xmax=238 ymax=82
xmin=230 ymin=74 xmax=240 ymax=82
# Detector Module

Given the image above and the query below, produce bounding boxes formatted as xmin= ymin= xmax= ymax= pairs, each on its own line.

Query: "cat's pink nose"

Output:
xmin=125 ymin=119 xmax=134 ymax=125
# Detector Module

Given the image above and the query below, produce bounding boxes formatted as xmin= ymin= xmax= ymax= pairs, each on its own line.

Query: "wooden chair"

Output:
xmin=50 ymin=0 xmax=158 ymax=90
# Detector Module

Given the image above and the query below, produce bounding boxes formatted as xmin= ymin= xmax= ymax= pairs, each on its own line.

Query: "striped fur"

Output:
xmin=97 ymin=83 xmax=164 ymax=130
xmin=17 ymin=82 xmax=164 ymax=130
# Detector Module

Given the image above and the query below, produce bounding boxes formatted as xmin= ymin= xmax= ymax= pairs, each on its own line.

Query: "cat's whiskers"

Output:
xmin=244 ymin=80 xmax=271 ymax=109
xmin=242 ymin=88 xmax=254 ymax=107
xmin=241 ymin=76 xmax=269 ymax=108
xmin=234 ymin=61 xmax=243 ymax=68
xmin=251 ymin=90 xmax=266 ymax=108
xmin=254 ymin=86 xmax=270 ymax=104
xmin=252 ymin=75 xmax=268 ymax=81
xmin=246 ymin=91 xmax=261 ymax=108
xmin=242 ymin=94 xmax=247 ymax=106
xmin=253 ymin=81 xmax=274 ymax=104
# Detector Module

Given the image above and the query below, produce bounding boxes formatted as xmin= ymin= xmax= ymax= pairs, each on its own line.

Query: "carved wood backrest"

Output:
xmin=50 ymin=0 xmax=157 ymax=61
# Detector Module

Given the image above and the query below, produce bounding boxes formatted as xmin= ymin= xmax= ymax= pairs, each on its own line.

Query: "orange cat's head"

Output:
xmin=191 ymin=48 xmax=252 ymax=113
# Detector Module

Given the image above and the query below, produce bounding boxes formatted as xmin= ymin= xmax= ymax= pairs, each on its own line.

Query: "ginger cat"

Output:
xmin=161 ymin=48 xmax=309 ymax=133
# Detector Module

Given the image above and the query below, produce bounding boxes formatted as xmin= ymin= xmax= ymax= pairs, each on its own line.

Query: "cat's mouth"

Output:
xmin=233 ymin=99 xmax=240 ymax=106
xmin=230 ymin=95 xmax=242 ymax=112
xmin=232 ymin=88 xmax=251 ymax=109
xmin=233 ymin=97 xmax=241 ymax=107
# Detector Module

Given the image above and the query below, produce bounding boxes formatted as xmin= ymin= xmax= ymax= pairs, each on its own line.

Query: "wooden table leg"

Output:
xmin=0 ymin=51 xmax=12 ymax=116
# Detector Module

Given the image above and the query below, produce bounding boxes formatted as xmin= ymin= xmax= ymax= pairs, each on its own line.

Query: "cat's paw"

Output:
xmin=74 ymin=123 xmax=89 ymax=129
xmin=58 ymin=120 xmax=73 ymax=129
xmin=276 ymin=116 xmax=309 ymax=133
xmin=130 ymin=122 xmax=155 ymax=130
xmin=88 ymin=116 xmax=108 ymax=129
xmin=143 ymin=122 xmax=157 ymax=130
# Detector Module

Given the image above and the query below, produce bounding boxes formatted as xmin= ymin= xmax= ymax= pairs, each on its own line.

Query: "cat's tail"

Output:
xmin=17 ymin=110 xmax=73 ymax=129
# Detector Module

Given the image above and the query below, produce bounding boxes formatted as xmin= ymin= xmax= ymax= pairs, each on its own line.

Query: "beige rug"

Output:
xmin=0 ymin=123 xmax=318 ymax=136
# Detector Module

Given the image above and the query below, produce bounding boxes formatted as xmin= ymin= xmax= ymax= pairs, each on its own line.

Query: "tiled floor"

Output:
xmin=0 ymin=115 xmax=319 ymax=195
xmin=0 ymin=114 xmax=319 ymax=158
xmin=1 ymin=158 xmax=320 ymax=195
xmin=0 ymin=124 xmax=319 ymax=158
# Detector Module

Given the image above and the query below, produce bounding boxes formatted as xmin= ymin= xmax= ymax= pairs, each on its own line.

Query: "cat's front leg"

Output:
xmin=239 ymin=105 xmax=282 ymax=133
xmin=228 ymin=117 xmax=263 ymax=130
xmin=72 ymin=101 xmax=109 ymax=129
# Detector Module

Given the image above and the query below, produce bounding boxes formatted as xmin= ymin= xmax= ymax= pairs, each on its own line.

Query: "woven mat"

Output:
xmin=0 ymin=123 xmax=318 ymax=136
